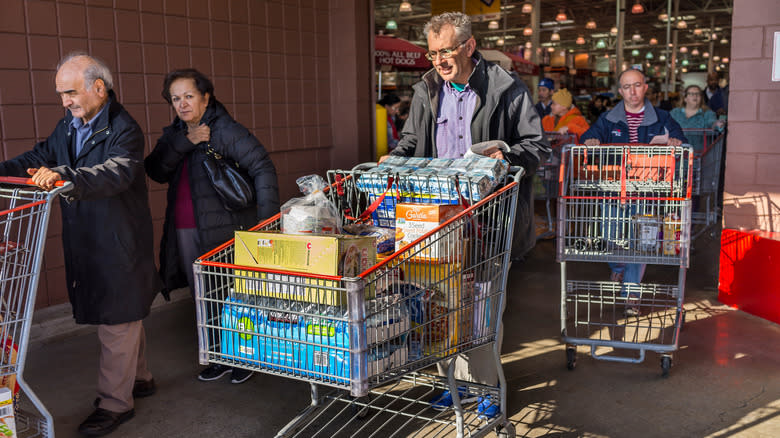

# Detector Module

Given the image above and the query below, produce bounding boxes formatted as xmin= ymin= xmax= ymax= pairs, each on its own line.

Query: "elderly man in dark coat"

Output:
xmin=0 ymin=53 xmax=161 ymax=436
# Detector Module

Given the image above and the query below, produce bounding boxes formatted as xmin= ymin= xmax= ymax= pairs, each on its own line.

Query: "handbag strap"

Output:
xmin=201 ymin=143 xmax=240 ymax=169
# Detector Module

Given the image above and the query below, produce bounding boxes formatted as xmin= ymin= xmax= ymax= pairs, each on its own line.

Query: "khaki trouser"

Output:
xmin=96 ymin=320 xmax=153 ymax=412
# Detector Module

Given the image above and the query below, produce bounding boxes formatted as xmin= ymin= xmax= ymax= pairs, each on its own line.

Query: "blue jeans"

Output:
xmin=608 ymin=262 xmax=646 ymax=297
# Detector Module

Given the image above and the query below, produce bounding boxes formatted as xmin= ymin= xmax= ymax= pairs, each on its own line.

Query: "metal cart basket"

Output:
xmin=556 ymin=145 xmax=693 ymax=376
xmin=684 ymin=128 xmax=726 ymax=241
xmin=534 ymin=132 xmax=577 ymax=240
xmin=0 ymin=177 xmax=72 ymax=437
xmin=194 ymin=166 xmax=523 ymax=437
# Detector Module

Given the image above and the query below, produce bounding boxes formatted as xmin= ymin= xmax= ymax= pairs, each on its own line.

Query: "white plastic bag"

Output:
xmin=280 ymin=175 xmax=342 ymax=234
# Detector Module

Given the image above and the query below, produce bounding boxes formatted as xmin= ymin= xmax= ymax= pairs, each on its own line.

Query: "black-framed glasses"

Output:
xmin=425 ymin=40 xmax=468 ymax=61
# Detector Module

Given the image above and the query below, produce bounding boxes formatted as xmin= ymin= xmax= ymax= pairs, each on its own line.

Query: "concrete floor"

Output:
xmin=20 ymin=237 xmax=780 ymax=438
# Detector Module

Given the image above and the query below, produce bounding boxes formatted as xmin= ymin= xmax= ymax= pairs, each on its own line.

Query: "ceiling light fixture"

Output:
xmin=659 ymin=54 xmax=666 ymax=61
xmin=631 ymin=1 xmax=645 ymax=14
xmin=523 ymin=26 xmax=533 ymax=36
xmin=551 ymin=31 xmax=560 ymax=41
xmin=646 ymin=52 xmax=654 ymax=59
xmin=555 ymin=9 xmax=567 ymax=22
xmin=703 ymin=52 xmax=710 ymax=58
xmin=596 ymin=39 xmax=606 ymax=49
xmin=525 ymin=41 xmax=532 ymax=49
xmin=610 ymin=26 xmax=618 ymax=36
xmin=399 ymin=1 xmax=412 ymax=12
xmin=586 ymin=19 xmax=597 ymax=29
xmin=385 ymin=20 xmax=397 ymax=30
xmin=677 ymin=19 xmax=687 ymax=29
xmin=632 ymin=31 xmax=642 ymax=41
xmin=576 ymin=36 xmax=585 ymax=45
xmin=679 ymin=46 xmax=688 ymax=53
xmin=720 ymin=38 xmax=728 ymax=44
xmin=631 ymin=49 xmax=640 ymax=56
xmin=521 ymin=2 xmax=532 ymax=14
xmin=693 ymin=28 xmax=703 ymax=36
xmin=488 ymin=20 xmax=499 ymax=30
xmin=496 ymin=38 xmax=505 ymax=46
xmin=723 ymin=57 xmax=729 ymax=63
xmin=713 ymin=55 xmax=720 ymax=61
xmin=649 ymin=37 xmax=658 ymax=45
xmin=658 ymin=13 xmax=668 ymax=21
xmin=691 ymin=48 xmax=700 ymax=56
xmin=547 ymin=47 xmax=555 ymax=52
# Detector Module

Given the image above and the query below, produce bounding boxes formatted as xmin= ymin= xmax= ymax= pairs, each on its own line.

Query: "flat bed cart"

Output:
xmin=194 ymin=167 xmax=523 ymax=437
xmin=556 ymin=145 xmax=693 ymax=376
xmin=0 ymin=177 xmax=72 ymax=437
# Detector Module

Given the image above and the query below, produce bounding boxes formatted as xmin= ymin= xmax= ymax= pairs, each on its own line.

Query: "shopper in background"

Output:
xmin=535 ymin=77 xmax=554 ymax=118
xmin=581 ymin=68 xmax=686 ymax=315
xmin=145 ymin=69 xmax=279 ymax=385
xmin=703 ymin=71 xmax=725 ymax=114
xmin=378 ymin=93 xmax=402 ymax=151
xmin=542 ymin=88 xmax=590 ymax=142
xmin=587 ymin=95 xmax=607 ymax=124
xmin=395 ymin=98 xmax=410 ymax=133
xmin=385 ymin=11 xmax=549 ymax=419
xmin=670 ymin=84 xmax=724 ymax=151
xmin=0 ymin=52 xmax=161 ymax=437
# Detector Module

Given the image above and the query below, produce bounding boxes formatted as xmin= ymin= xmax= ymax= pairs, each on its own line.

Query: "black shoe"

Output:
xmin=198 ymin=364 xmax=232 ymax=382
xmin=231 ymin=367 xmax=253 ymax=384
xmin=132 ymin=378 xmax=156 ymax=398
xmin=78 ymin=408 xmax=134 ymax=437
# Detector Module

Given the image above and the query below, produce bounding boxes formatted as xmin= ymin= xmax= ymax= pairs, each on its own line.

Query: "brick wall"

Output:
xmin=723 ymin=0 xmax=780 ymax=231
xmin=0 ymin=0 xmax=372 ymax=309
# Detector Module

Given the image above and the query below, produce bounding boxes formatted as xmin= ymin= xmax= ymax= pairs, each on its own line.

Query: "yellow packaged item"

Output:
xmin=233 ymin=231 xmax=376 ymax=305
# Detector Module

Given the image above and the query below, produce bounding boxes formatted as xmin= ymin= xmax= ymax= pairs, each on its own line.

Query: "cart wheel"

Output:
xmin=566 ymin=346 xmax=577 ymax=370
xmin=660 ymin=355 xmax=672 ymax=377
xmin=496 ymin=421 xmax=516 ymax=438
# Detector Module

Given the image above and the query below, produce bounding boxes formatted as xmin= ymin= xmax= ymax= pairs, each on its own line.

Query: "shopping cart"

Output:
xmin=534 ymin=132 xmax=577 ymax=240
xmin=194 ymin=165 xmax=523 ymax=437
xmin=0 ymin=177 xmax=72 ymax=437
xmin=684 ymin=128 xmax=726 ymax=241
xmin=556 ymin=145 xmax=693 ymax=376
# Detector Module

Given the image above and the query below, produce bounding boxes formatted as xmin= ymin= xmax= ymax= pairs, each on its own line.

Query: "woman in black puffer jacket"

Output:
xmin=145 ymin=69 xmax=279 ymax=383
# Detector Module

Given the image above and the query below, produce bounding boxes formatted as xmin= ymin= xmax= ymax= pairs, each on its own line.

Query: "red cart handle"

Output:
xmin=0 ymin=176 xmax=67 ymax=187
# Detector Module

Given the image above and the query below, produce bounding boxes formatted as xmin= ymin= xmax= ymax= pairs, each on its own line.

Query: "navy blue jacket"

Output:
xmin=580 ymin=99 xmax=687 ymax=144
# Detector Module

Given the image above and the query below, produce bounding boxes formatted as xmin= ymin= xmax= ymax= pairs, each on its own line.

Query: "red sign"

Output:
xmin=375 ymin=35 xmax=430 ymax=70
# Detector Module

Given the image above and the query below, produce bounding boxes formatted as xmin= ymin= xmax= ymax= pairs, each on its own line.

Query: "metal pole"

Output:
xmin=669 ymin=0 xmax=680 ymax=94
xmin=531 ymin=0 xmax=540 ymax=66
xmin=664 ymin=0 xmax=672 ymax=100
xmin=707 ymin=15 xmax=715 ymax=72
xmin=616 ymin=0 xmax=625 ymax=88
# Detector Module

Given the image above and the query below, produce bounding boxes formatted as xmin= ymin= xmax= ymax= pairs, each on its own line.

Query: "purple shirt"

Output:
xmin=435 ymin=81 xmax=477 ymax=158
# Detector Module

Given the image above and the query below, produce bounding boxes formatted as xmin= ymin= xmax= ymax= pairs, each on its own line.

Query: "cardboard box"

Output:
xmin=233 ymin=232 xmax=376 ymax=305
xmin=0 ymin=388 xmax=15 ymax=438
xmin=395 ymin=204 xmax=464 ymax=262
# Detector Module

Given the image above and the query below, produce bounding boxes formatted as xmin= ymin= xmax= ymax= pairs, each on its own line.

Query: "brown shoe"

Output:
xmin=78 ymin=408 xmax=134 ymax=436
xmin=132 ymin=378 xmax=156 ymax=398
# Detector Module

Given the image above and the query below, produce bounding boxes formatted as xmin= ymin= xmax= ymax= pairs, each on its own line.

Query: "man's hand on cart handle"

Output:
xmin=378 ymin=155 xmax=390 ymax=164
xmin=667 ymin=138 xmax=683 ymax=146
xmin=27 ymin=167 xmax=63 ymax=191
xmin=584 ymin=138 xmax=600 ymax=146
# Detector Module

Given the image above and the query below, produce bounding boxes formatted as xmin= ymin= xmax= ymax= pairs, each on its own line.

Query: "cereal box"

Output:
xmin=394 ymin=204 xmax=464 ymax=262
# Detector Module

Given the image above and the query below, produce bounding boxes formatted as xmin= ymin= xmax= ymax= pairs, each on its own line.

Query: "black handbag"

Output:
xmin=200 ymin=144 xmax=255 ymax=211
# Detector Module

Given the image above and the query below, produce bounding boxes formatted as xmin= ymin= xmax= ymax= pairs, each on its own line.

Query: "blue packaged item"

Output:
xmin=220 ymin=296 xmax=261 ymax=366
xmin=258 ymin=299 xmax=309 ymax=374
xmin=404 ymin=157 xmax=431 ymax=169
xmin=427 ymin=158 xmax=453 ymax=168
xmin=378 ymin=156 xmax=408 ymax=168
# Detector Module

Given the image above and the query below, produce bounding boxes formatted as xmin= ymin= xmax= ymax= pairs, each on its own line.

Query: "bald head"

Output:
xmin=55 ymin=53 xmax=112 ymax=122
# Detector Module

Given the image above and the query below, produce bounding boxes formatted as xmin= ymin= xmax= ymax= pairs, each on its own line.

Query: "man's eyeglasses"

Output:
xmin=425 ymin=40 xmax=467 ymax=61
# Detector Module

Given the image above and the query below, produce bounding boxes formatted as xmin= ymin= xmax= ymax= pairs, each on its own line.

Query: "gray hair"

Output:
xmin=57 ymin=52 xmax=114 ymax=90
xmin=423 ymin=12 xmax=472 ymax=42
